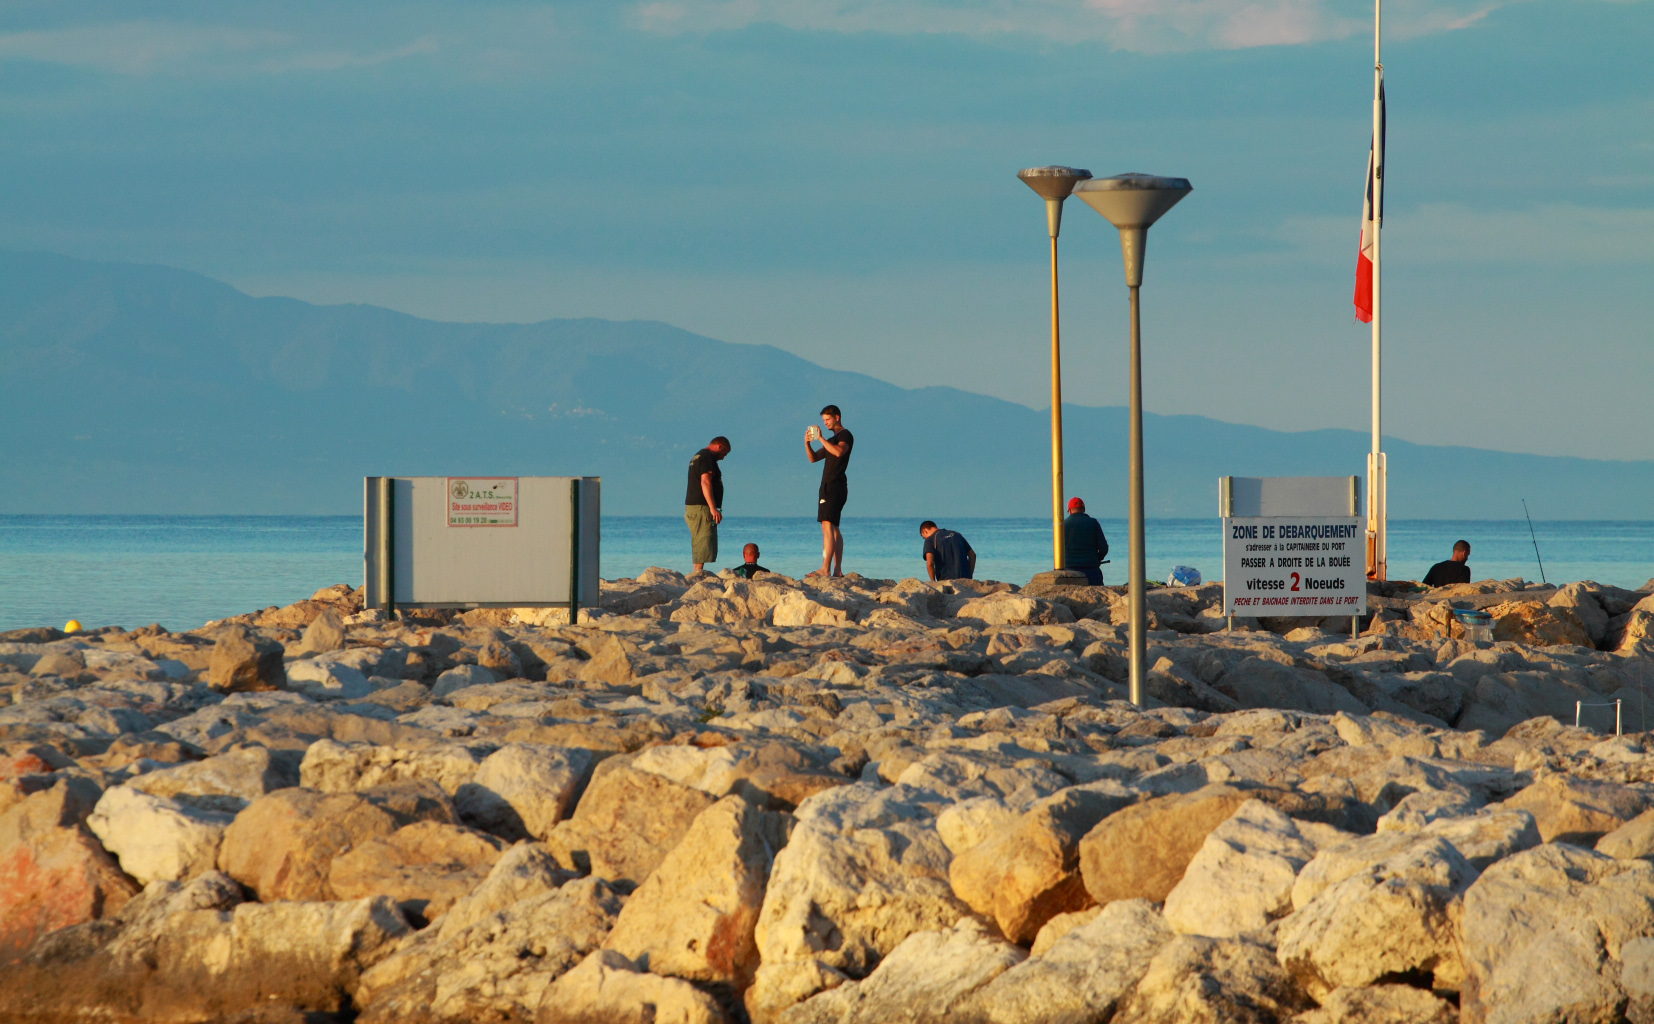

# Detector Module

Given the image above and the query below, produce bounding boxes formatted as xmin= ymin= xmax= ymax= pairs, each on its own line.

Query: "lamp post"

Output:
xmin=1017 ymin=166 xmax=1092 ymax=572
xmin=1073 ymin=172 xmax=1191 ymax=707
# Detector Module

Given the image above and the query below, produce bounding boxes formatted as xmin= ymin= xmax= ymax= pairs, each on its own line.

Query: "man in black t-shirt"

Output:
xmin=684 ymin=436 xmax=730 ymax=574
xmin=919 ymin=521 xmax=975 ymax=581
xmin=1423 ymin=540 xmax=1472 ymax=587
xmin=731 ymin=543 xmax=770 ymax=579
xmin=805 ymin=404 xmax=853 ymax=577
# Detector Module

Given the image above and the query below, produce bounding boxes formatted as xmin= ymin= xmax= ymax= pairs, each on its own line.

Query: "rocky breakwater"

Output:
xmin=2 ymin=570 xmax=1654 ymax=1023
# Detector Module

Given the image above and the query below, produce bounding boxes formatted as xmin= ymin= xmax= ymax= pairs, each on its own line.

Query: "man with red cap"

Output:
xmin=1063 ymin=497 xmax=1110 ymax=585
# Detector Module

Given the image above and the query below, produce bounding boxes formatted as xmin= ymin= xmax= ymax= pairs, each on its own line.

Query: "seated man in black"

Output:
xmin=1063 ymin=497 xmax=1110 ymax=585
xmin=731 ymin=543 xmax=771 ymax=579
xmin=1423 ymin=540 xmax=1472 ymax=587
xmin=919 ymin=521 xmax=976 ymax=581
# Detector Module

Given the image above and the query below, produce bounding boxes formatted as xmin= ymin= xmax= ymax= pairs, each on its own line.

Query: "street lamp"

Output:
xmin=1017 ymin=166 xmax=1092 ymax=573
xmin=1072 ymin=172 xmax=1192 ymax=707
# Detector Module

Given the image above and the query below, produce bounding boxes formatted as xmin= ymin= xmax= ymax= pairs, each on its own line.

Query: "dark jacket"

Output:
xmin=1063 ymin=513 xmax=1109 ymax=569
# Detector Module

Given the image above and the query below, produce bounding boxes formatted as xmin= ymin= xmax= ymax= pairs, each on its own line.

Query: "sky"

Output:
xmin=1 ymin=0 xmax=1650 ymax=462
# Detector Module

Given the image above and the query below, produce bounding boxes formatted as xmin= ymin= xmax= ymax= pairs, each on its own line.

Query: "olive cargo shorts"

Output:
xmin=685 ymin=504 xmax=718 ymax=564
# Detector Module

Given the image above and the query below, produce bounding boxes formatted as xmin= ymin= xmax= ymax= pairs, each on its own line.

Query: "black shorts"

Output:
xmin=817 ymin=480 xmax=847 ymax=525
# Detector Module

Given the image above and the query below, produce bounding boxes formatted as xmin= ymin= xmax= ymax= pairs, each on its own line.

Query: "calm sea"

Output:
xmin=1 ymin=515 xmax=1650 ymax=632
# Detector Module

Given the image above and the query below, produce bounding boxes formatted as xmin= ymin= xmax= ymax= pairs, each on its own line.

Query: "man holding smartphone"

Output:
xmin=805 ymin=405 xmax=853 ymax=577
xmin=685 ymin=436 xmax=730 ymax=574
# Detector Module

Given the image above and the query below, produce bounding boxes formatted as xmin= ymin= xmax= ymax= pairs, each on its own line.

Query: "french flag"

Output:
xmin=1354 ymin=78 xmax=1386 ymax=324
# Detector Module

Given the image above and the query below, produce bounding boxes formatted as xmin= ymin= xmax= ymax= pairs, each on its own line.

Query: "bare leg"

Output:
xmin=831 ymin=526 xmax=844 ymax=575
xmin=692 ymin=563 xmax=704 ymax=574
xmin=814 ymin=520 xmax=834 ymax=576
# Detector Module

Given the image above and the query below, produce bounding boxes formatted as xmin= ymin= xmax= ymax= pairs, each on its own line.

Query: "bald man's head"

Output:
xmin=743 ymin=543 xmax=760 ymax=562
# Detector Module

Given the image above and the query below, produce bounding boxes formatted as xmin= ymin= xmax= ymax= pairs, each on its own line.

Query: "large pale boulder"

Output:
xmin=0 ymin=872 xmax=410 ymax=1020
xmin=357 ymin=874 xmax=623 ymax=1024
xmin=206 ymin=625 xmax=286 ymax=692
xmin=746 ymin=783 xmax=970 ymax=1023
xmin=536 ymin=949 xmax=729 ymax=1024
xmin=1459 ymin=843 xmax=1654 ymax=1024
xmin=1293 ymin=984 xmax=1457 ymax=1024
xmin=773 ymin=594 xmax=856 ymax=628
xmin=0 ymin=780 xmax=138 ymax=960
xmin=1078 ymin=783 xmax=1257 ymax=906
xmin=1113 ymin=934 xmax=1312 ymax=1024
xmin=431 ymin=664 xmax=495 ymax=698
xmin=543 ymin=764 xmax=716 ymax=886
xmin=1277 ymin=836 xmax=1476 ymax=998
xmin=1488 ymin=600 xmax=1593 ymax=648
xmin=1292 ymin=807 xmax=1539 ymax=909
xmin=629 ymin=741 xmax=848 ymax=811
xmin=604 ymin=794 xmax=790 ymax=988
xmin=218 ymin=783 xmax=455 ymax=901
xmin=1496 ymin=772 xmax=1648 ymax=845
xmin=285 ymin=655 xmax=374 ymax=700
xmin=1214 ymin=657 xmax=1368 ymax=715
xmin=961 ymin=899 xmax=1173 ymax=1024
xmin=295 ymin=609 xmax=348 ymax=655
xmin=1548 ymin=583 xmax=1610 ymax=645
xmin=1162 ymin=799 xmax=1329 ymax=938
xmin=1596 ymin=807 xmax=1654 ymax=860
xmin=948 ymin=782 xmax=1135 ymax=943
xmin=300 ymin=737 xmax=490 ymax=796
xmin=454 ymin=743 xmax=593 ymax=840
xmin=127 ymin=745 xmax=298 ymax=813
xmin=779 ymin=919 xmax=1025 ymax=1024
xmin=953 ymin=594 xmax=1073 ymax=627
xmin=86 ymin=785 xmax=234 ymax=886
xmin=328 ymin=819 xmax=505 ymax=920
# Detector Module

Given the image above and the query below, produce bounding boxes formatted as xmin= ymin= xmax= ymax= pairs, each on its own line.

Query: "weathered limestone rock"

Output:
xmin=0 ymin=780 xmax=137 ymax=960
xmin=206 ymin=625 xmax=286 ymax=692
xmin=127 ymin=744 xmax=298 ymax=813
xmin=604 ymin=794 xmax=790 ymax=988
xmin=779 ymin=919 xmax=1025 ymax=1024
xmin=1277 ymin=836 xmax=1476 ymax=997
xmin=1213 ymin=658 xmax=1368 ymax=716
xmin=961 ymin=899 xmax=1172 ymax=1024
xmin=454 ymin=743 xmax=593 ymax=840
xmin=285 ymin=655 xmax=374 ymax=700
xmin=747 ymin=783 xmax=970 ymax=1023
xmin=1497 ymin=772 xmax=1648 ymax=845
xmin=773 ymin=594 xmax=856 ymax=628
xmin=218 ymin=782 xmax=455 ymax=901
xmin=543 ymin=764 xmax=716 ymax=886
xmin=1078 ymin=783 xmax=1257 ymax=906
xmin=576 ymin=633 xmax=638 ymax=686
xmin=1548 ymin=583 xmax=1611 ymax=646
xmin=1113 ymin=934 xmax=1312 ymax=1024
xmin=355 ymin=856 xmax=619 ymax=1024
xmin=536 ymin=949 xmax=729 ymax=1024
xmin=1459 ymin=843 xmax=1654 ymax=1024
xmin=1488 ymin=600 xmax=1594 ymax=648
xmin=432 ymin=664 xmax=495 ymax=698
xmin=1162 ymin=799 xmax=1328 ymax=938
xmin=1293 ymin=984 xmax=1457 ymax=1024
xmin=948 ymin=782 xmax=1135 ymax=943
xmin=629 ymin=741 xmax=848 ymax=811
xmin=328 ymin=819 xmax=505 ymax=920
xmin=954 ymin=594 xmax=1073 ymax=627
xmin=86 ymin=785 xmax=234 ymax=885
xmin=295 ymin=609 xmax=348 ymax=655
xmin=300 ymin=737 xmax=490 ymax=796
xmin=0 ymin=872 xmax=409 ymax=1020
xmin=1596 ymin=807 xmax=1654 ymax=860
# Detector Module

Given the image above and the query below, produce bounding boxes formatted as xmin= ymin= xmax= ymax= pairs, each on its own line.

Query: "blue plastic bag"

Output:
xmin=1166 ymin=565 xmax=1202 ymax=587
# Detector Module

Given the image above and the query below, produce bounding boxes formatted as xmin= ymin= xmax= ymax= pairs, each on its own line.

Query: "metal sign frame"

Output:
xmin=364 ymin=476 xmax=599 ymax=617
xmin=1220 ymin=476 xmax=1367 ymax=623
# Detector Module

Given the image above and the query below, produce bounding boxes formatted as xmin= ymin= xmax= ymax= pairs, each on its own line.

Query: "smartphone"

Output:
xmin=807 ymin=424 xmax=820 ymax=440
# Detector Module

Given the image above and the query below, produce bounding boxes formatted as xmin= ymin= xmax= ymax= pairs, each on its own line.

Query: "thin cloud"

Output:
xmin=630 ymin=0 xmax=1530 ymax=51
xmin=0 ymin=22 xmax=437 ymax=77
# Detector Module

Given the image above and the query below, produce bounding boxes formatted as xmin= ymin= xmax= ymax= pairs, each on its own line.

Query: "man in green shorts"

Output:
xmin=685 ymin=436 xmax=730 ymax=574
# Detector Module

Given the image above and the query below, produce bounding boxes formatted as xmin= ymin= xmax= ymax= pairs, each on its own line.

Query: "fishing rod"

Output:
xmin=1522 ymin=499 xmax=1547 ymax=585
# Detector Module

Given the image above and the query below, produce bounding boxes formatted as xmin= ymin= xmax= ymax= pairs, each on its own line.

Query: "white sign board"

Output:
xmin=1223 ymin=517 xmax=1366 ymax=615
xmin=1219 ymin=476 xmax=1366 ymax=617
xmin=447 ymin=477 xmax=518 ymax=527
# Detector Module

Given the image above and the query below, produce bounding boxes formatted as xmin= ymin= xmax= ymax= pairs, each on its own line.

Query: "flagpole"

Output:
xmin=1367 ymin=0 xmax=1387 ymax=582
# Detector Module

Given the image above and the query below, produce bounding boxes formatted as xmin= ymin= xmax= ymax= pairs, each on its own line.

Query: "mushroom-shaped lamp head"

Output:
xmin=1017 ymin=165 xmax=1093 ymax=238
xmin=1073 ymin=173 xmax=1192 ymax=286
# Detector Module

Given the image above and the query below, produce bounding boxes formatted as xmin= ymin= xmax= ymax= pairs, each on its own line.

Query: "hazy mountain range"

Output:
xmin=2 ymin=250 xmax=1649 ymax=519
